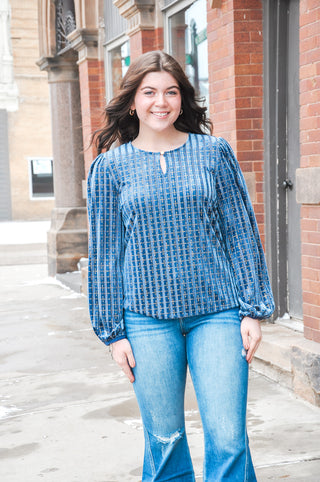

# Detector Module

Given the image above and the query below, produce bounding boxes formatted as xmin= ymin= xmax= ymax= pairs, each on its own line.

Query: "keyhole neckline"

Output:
xmin=129 ymin=133 xmax=190 ymax=155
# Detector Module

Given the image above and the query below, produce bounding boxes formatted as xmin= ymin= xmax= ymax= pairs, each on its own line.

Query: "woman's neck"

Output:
xmin=132 ymin=128 xmax=189 ymax=153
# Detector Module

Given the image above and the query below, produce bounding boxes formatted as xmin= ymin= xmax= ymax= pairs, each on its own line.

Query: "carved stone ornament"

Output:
xmin=113 ymin=0 xmax=155 ymax=35
xmin=55 ymin=0 xmax=77 ymax=54
xmin=67 ymin=29 xmax=99 ymax=63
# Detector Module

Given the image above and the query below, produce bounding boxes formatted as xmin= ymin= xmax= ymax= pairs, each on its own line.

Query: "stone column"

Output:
xmin=37 ymin=53 xmax=88 ymax=275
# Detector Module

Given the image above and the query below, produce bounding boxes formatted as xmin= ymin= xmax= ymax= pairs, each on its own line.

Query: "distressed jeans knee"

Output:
xmin=143 ymin=427 xmax=195 ymax=482
xmin=151 ymin=428 xmax=183 ymax=445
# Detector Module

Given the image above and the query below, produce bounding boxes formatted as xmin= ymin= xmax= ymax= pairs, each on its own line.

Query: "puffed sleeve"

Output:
xmin=87 ymin=153 xmax=126 ymax=345
xmin=215 ymin=137 xmax=275 ymax=320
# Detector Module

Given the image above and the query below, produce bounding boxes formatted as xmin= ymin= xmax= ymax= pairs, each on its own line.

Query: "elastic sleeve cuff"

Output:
xmin=239 ymin=300 xmax=275 ymax=321
xmin=93 ymin=317 xmax=126 ymax=346
xmin=104 ymin=334 xmax=127 ymax=346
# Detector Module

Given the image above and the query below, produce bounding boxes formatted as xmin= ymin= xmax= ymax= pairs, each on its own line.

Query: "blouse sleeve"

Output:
xmin=215 ymin=137 xmax=275 ymax=320
xmin=87 ymin=154 xmax=126 ymax=345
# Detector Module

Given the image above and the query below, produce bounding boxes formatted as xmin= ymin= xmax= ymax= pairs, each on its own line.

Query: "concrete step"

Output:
xmin=56 ymin=271 xmax=82 ymax=294
xmin=253 ymin=323 xmax=320 ymax=406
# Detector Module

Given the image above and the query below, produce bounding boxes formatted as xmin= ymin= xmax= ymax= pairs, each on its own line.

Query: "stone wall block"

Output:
xmin=47 ymin=207 xmax=88 ymax=275
xmin=254 ymin=323 xmax=320 ymax=406
xmin=296 ymin=167 xmax=320 ymax=205
xmin=291 ymin=344 xmax=320 ymax=406
xmin=243 ymin=172 xmax=256 ymax=203
xmin=55 ymin=230 xmax=88 ymax=254
xmin=50 ymin=207 xmax=88 ymax=230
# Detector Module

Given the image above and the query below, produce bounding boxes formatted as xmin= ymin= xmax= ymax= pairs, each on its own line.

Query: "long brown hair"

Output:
xmin=92 ymin=50 xmax=213 ymax=153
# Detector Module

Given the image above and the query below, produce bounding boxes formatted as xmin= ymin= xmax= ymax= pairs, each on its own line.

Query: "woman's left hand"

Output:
xmin=240 ymin=317 xmax=262 ymax=364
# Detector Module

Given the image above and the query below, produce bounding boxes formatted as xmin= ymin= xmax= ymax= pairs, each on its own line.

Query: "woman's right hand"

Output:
xmin=110 ymin=339 xmax=136 ymax=383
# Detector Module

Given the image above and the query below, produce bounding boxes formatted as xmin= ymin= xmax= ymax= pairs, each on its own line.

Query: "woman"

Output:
xmin=87 ymin=50 xmax=275 ymax=481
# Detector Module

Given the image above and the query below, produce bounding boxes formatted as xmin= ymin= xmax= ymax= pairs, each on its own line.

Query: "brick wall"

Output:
xmin=207 ymin=0 xmax=265 ymax=242
xmin=79 ymin=58 xmax=105 ymax=175
xmin=130 ymin=28 xmax=164 ymax=60
xmin=300 ymin=0 xmax=320 ymax=343
xmin=207 ymin=1 xmax=237 ymax=144
xmin=130 ymin=30 xmax=155 ymax=60
xmin=154 ymin=27 xmax=164 ymax=51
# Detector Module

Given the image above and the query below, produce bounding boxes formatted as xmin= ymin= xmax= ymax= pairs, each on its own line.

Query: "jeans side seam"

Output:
xmin=144 ymin=427 xmax=156 ymax=476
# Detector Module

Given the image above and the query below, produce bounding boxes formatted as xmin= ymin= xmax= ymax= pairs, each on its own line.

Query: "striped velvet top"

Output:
xmin=87 ymin=133 xmax=275 ymax=346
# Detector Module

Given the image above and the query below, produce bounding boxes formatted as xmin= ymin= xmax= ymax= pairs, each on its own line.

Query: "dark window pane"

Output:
xmin=30 ymin=159 xmax=54 ymax=198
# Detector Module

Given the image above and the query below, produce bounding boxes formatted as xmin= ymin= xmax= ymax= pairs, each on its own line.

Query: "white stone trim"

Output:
xmin=0 ymin=0 xmax=18 ymax=111
xmin=296 ymin=167 xmax=320 ymax=205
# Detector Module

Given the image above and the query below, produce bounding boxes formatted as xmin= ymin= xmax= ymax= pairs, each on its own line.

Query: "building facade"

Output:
xmin=0 ymin=0 xmax=53 ymax=221
xmin=37 ymin=0 xmax=320 ymax=403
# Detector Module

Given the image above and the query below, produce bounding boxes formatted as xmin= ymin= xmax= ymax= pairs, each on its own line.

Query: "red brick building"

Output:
xmin=37 ymin=0 xmax=320 ymax=404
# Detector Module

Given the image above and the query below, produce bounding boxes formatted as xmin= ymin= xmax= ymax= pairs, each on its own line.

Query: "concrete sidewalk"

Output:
xmin=0 ymin=263 xmax=320 ymax=481
xmin=0 ymin=221 xmax=50 ymax=266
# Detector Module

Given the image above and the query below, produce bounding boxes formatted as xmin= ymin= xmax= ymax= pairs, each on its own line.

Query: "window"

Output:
xmin=105 ymin=39 xmax=130 ymax=101
xmin=165 ymin=0 xmax=209 ymax=107
xmin=29 ymin=158 xmax=54 ymax=199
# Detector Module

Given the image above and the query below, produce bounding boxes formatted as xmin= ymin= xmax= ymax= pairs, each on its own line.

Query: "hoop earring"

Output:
xmin=129 ymin=109 xmax=135 ymax=116
xmin=179 ymin=108 xmax=183 ymax=115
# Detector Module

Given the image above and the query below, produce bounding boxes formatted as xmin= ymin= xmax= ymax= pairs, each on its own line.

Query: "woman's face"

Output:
xmin=130 ymin=71 xmax=182 ymax=135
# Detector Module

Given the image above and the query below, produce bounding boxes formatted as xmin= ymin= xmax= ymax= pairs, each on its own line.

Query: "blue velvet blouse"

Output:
xmin=87 ymin=133 xmax=275 ymax=345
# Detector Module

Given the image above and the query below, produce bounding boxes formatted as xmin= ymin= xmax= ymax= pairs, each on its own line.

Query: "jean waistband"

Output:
xmin=124 ymin=306 xmax=240 ymax=323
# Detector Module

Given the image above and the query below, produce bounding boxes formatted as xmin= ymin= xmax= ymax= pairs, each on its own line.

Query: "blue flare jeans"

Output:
xmin=124 ymin=306 xmax=257 ymax=482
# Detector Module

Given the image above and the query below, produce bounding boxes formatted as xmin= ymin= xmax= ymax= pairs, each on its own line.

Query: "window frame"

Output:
xmin=163 ymin=0 xmax=210 ymax=114
xmin=162 ymin=0 xmax=195 ymax=53
xmin=104 ymin=34 xmax=130 ymax=103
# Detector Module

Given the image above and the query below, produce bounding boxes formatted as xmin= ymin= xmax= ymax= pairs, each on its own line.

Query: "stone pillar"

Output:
xmin=37 ymin=53 xmax=88 ymax=275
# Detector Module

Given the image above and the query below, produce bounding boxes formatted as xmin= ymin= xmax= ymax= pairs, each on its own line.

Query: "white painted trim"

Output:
xmin=163 ymin=0 xmax=194 ymax=52
xmin=104 ymin=35 xmax=130 ymax=102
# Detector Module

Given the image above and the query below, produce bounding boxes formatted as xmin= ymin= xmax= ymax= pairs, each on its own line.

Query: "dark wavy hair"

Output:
xmin=92 ymin=50 xmax=213 ymax=153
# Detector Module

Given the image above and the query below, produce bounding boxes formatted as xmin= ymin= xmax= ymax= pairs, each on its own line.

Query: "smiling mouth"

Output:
xmin=152 ymin=112 xmax=169 ymax=117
